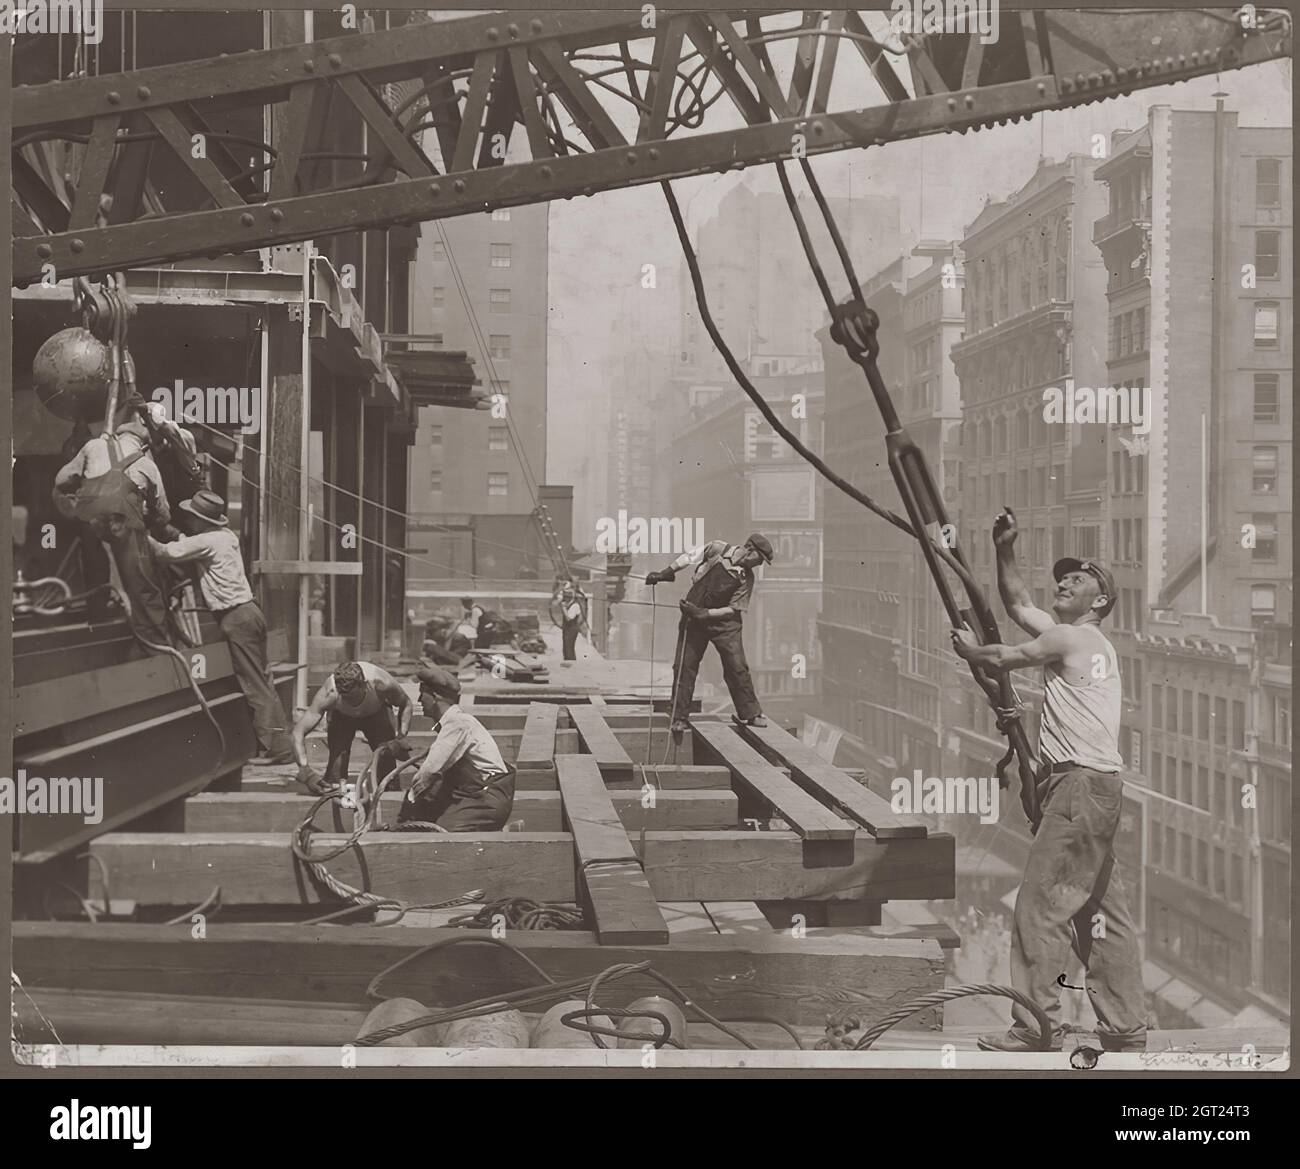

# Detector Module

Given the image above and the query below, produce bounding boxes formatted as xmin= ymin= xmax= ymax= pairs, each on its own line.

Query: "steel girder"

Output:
xmin=10 ymin=8 xmax=1291 ymax=285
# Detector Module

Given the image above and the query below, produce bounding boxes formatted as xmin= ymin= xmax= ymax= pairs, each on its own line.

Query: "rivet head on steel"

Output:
xmin=1090 ymin=73 xmax=1101 ymax=87
xmin=1190 ymin=51 xmax=1200 ymax=65
xmin=541 ymin=165 xmax=553 ymax=179
xmin=36 ymin=243 xmax=52 ymax=258
xmin=240 ymin=212 xmax=255 ymax=226
xmin=811 ymin=120 xmax=825 ymax=135
xmin=486 ymin=27 xmax=499 ymax=41
xmin=453 ymin=179 xmax=465 ymax=193
xmin=1166 ymin=57 xmax=1175 ymax=69
xmin=1061 ymin=76 xmax=1073 ymax=91
xmin=963 ymin=95 xmax=975 ymax=109
xmin=328 ymin=54 xmax=342 ymax=68
xmin=626 ymin=151 xmax=637 ymax=164
xmin=270 ymin=208 xmax=283 ymax=223
xmin=530 ymin=19 xmax=543 ymax=32
xmin=304 ymin=60 xmax=315 ymax=73
xmin=107 ymin=92 xmax=121 ymax=104
xmin=947 ymin=97 xmax=957 ymax=111
xmin=70 ymin=239 xmax=85 ymax=253
xmin=507 ymin=23 xmax=519 ymax=37
xmin=430 ymin=182 xmax=441 ymax=196
xmin=1116 ymin=68 xmax=1128 ymax=82
xmin=648 ymin=147 xmax=659 ymax=161
xmin=1037 ymin=81 xmax=1047 ymax=95
xmin=137 ymin=86 xmax=151 ymax=100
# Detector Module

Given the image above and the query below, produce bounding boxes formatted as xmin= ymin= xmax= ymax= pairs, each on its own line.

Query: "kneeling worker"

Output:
xmin=399 ymin=664 xmax=516 ymax=830
xmin=292 ymin=660 xmax=412 ymax=794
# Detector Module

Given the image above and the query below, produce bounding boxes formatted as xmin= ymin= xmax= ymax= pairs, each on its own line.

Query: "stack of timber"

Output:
xmin=15 ymin=701 xmax=964 ymax=1051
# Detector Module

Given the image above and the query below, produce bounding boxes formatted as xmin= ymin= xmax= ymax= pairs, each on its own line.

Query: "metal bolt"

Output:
xmin=1116 ymin=67 xmax=1128 ymax=83
xmin=70 ymin=239 xmax=85 ymax=253
xmin=626 ymin=151 xmax=637 ymax=164
xmin=328 ymin=54 xmax=342 ymax=68
xmin=487 ymin=27 xmax=499 ymax=41
xmin=430 ymin=182 xmax=441 ymax=196
xmin=240 ymin=212 xmax=255 ymax=227
xmin=541 ymin=165 xmax=553 ymax=179
xmin=507 ymin=23 xmax=519 ymax=37
xmin=1061 ymin=76 xmax=1073 ymax=92
xmin=963 ymin=94 xmax=975 ymax=109
xmin=1037 ymin=81 xmax=1047 ymax=95
xmin=36 ymin=244 xmax=52 ymax=259
xmin=270 ymin=208 xmax=284 ymax=223
xmin=811 ymin=119 xmax=825 ymax=135
xmin=1166 ymin=57 xmax=1175 ymax=70
xmin=453 ymin=179 xmax=465 ymax=193
xmin=530 ymin=19 xmax=543 ymax=32
xmin=137 ymin=86 xmax=151 ymax=100
xmin=648 ymin=147 xmax=659 ymax=161
xmin=1101 ymin=70 xmax=1114 ymax=85
xmin=1190 ymin=51 xmax=1200 ymax=65
xmin=304 ymin=60 xmax=315 ymax=73
xmin=947 ymin=97 xmax=957 ymax=111
xmin=107 ymin=92 xmax=121 ymax=105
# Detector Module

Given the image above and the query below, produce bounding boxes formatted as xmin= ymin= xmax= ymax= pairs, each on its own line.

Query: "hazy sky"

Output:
xmin=546 ymin=51 xmax=1291 ymax=514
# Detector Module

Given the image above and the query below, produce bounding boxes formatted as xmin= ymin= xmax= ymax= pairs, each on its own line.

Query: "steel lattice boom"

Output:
xmin=11 ymin=7 xmax=1291 ymax=284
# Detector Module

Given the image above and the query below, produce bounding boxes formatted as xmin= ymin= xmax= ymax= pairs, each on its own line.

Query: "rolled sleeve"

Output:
xmin=728 ymin=572 xmax=753 ymax=613
xmin=413 ymin=720 xmax=471 ymax=789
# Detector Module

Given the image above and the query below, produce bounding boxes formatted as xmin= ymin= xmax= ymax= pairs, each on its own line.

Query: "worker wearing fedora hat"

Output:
xmin=150 ymin=488 xmax=294 ymax=764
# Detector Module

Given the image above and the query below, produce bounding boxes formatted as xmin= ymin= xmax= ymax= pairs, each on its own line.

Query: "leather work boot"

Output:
xmin=670 ymin=719 xmax=691 ymax=735
xmin=977 ymin=1027 xmax=1062 ymax=1053
xmin=731 ymin=714 xmax=768 ymax=728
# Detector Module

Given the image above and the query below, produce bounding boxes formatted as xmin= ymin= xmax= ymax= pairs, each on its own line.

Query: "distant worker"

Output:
xmin=950 ymin=508 xmax=1147 ymax=1054
xmin=399 ymin=664 xmax=516 ymax=830
xmin=149 ymin=489 xmax=294 ymax=764
xmin=559 ymin=582 xmax=589 ymax=663
xmin=645 ymin=533 xmax=774 ymax=734
xmin=459 ymin=596 xmax=485 ymax=643
xmin=291 ymin=660 xmax=412 ymax=795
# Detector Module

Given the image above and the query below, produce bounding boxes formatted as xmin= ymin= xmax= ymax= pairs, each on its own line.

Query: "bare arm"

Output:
xmin=993 ymin=509 xmax=1055 ymax=636
xmin=373 ymin=669 xmax=412 ymax=737
xmin=952 ymin=623 xmax=1072 ymax=673
xmin=291 ymin=684 xmax=336 ymax=767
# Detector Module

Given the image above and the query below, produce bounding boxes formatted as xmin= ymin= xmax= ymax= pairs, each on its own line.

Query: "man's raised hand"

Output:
xmin=992 ymin=508 xmax=1019 ymax=548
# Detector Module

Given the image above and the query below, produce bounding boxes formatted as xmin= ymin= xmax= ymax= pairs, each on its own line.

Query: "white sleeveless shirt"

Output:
xmin=1037 ymin=624 xmax=1124 ymax=773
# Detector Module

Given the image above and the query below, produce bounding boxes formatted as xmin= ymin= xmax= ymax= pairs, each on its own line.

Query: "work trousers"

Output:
xmin=670 ymin=615 xmax=761 ymax=724
xmin=105 ymin=527 xmax=171 ymax=646
xmin=217 ymin=601 xmax=293 ymax=758
xmin=398 ymin=768 xmax=516 ymax=831
xmin=1009 ymin=766 xmax=1148 ymax=1048
xmin=562 ymin=622 xmax=580 ymax=661
xmin=323 ymin=707 xmax=398 ymax=783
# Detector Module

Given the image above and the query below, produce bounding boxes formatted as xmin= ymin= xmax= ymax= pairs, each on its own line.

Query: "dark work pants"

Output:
xmin=106 ymin=527 xmax=171 ymax=646
xmin=1009 ymin=766 xmax=1148 ymax=1047
xmin=670 ymin=615 xmax=761 ymax=723
xmin=324 ymin=707 xmax=398 ymax=783
xmin=398 ymin=769 xmax=516 ymax=831
xmin=562 ymin=622 xmax=580 ymax=661
xmin=217 ymin=600 xmax=292 ymax=757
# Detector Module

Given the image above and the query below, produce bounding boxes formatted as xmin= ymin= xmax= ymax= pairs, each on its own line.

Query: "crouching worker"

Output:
xmin=399 ymin=664 xmax=516 ymax=830
xmin=291 ymin=660 xmax=412 ymax=795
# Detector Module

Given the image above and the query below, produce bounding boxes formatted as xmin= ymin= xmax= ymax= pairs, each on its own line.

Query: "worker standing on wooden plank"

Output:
xmin=399 ymin=664 xmax=516 ymax=830
xmin=645 ymin=533 xmax=773 ymax=734
xmin=950 ymin=509 xmax=1147 ymax=1054
xmin=290 ymin=660 xmax=413 ymax=795
xmin=148 ymin=489 xmax=295 ymax=764
xmin=559 ymin=581 xmax=588 ymax=662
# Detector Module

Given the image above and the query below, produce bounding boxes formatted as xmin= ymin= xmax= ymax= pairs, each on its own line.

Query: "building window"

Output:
xmin=1214 ymin=769 xmax=1227 ymax=820
xmin=1277 ymin=696 xmax=1291 ymax=747
xmin=1251 ymin=584 xmax=1276 ymax=625
xmin=1134 ymin=518 xmax=1144 ymax=566
xmin=1167 ymin=687 xmax=1178 ymax=733
xmin=487 ymin=471 xmax=509 ymax=496
xmin=1151 ymin=683 xmax=1163 ymax=729
xmin=1252 ymin=446 xmax=1279 ymax=493
xmin=489 ymin=287 xmax=511 ymax=313
xmin=1198 ymin=693 xmax=1210 ymax=742
xmin=1232 ymin=700 xmax=1245 ymax=750
xmin=1254 ymin=301 xmax=1280 ymax=347
xmin=1254 ymin=374 xmax=1280 ymax=423
xmin=1256 ymin=158 xmax=1281 ymax=207
xmin=1180 ymin=761 xmax=1192 ymax=805
xmin=429 ymin=424 xmax=442 ymax=447
xmin=488 ymin=334 xmax=511 ymax=359
xmin=1251 ymin=514 xmax=1277 ymax=561
xmin=1052 ymin=464 xmax=1065 ymax=503
xmin=1214 ymin=696 xmax=1227 ymax=746
xmin=490 ymin=243 xmax=511 ymax=268
xmin=1255 ymin=231 xmax=1281 ymax=280
xmin=428 ymin=469 xmax=442 ymax=494
xmin=431 ymin=286 xmax=446 ymax=307
xmin=431 ymin=240 xmax=447 ymax=260
xmin=488 ymin=426 xmax=508 ymax=452
xmin=491 ymin=208 xmax=511 ymax=222
xmin=1182 ymin=691 xmax=1193 ymax=739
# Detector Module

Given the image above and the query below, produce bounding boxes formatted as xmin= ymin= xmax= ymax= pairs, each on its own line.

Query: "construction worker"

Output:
xmin=53 ymin=400 xmax=182 ymax=645
xmin=399 ymin=664 xmax=516 ymax=830
xmin=950 ymin=508 xmax=1147 ymax=1054
xmin=559 ymin=581 xmax=588 ymax=662
xmin=459 ymin=596 xmax=486 ymax=644
xmin=645 ymin=533 xmax=774 ymax=733
xmin=291 ymin=660 xmax=413 ymax=795
xmin=149 ymin=489 xmax=295 ymax=764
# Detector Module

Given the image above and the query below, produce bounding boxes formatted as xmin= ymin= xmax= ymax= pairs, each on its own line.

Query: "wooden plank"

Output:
xmin=15 ymin=923 xmax=946 ymax=1029
xmin=185 ymin=789 xmax=738 ymax=833
xmin=739 ymin=723 xmax=926 ymax=839
xmin=704 ymin=902 xmax=771 ymax=935
xmin=566 ymin=703 xmax=634 ymax=778
xmin=244 ymin=761 xmax=729 ymax=793
xmin=659 ymin=902 xmax=721 ymax=938
xmin=692 ymin=721 xmax=854 ymax=841
xmin=759 ymin=900 xmax=883 ymax=928
xmin=516 ymin=702 xmax=559 ymax=770
xmin=87 ymin=830 xmax=956 ymax=906
xmin=555 ymin=755 xmax=668 ymax=945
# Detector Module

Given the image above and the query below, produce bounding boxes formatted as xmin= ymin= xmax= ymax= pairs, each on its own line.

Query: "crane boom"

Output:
xmin=11 ymin=8 xmax=1290 ymax=285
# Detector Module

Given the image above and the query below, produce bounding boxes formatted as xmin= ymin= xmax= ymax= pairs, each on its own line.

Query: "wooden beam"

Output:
xmin=253 ymin=560 xmax=363 ymax=576
xmin=692 ymin=721 xmax=854 ymax=841
xmin=184 ymin=789 xmax=737 ymax=833
xmin=738 ymin=723 xmax=926 ymax=839
xmin=555 ymin=755 xmax=668 ymax=945
xmin=516 ymin=702 xmax=558 ymax=770
xmin=566 ymin=703 xmax=634 ymax=779
xmin=86 ymin=830 xmax=956 ymax=905
xmin=15 ymin=922 xmax=946 ymax=1029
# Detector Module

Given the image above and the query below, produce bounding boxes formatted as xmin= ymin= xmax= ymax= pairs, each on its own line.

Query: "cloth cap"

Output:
xmin=745 ymin=532 xmax=774 ymax=564
xmin=417 ymin=663 xmax=462 ymax=701
xmin=1052 ymin=558 xmax=1117 ymax=618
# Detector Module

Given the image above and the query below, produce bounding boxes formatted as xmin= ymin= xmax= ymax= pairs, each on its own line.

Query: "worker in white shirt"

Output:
xmin=559 ymin=581 xmax=589 ymax=662
xmin=149 ymin=489 xmax=294 ymax=764
xmin=399 ymin=664 xmax=516 ymax=830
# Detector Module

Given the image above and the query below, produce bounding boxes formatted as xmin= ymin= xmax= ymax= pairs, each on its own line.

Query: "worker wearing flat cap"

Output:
xmin=645 ymin=533 xmax=774 ymax=733
xmin=400 ymin=664 xmax=516 ymax=830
